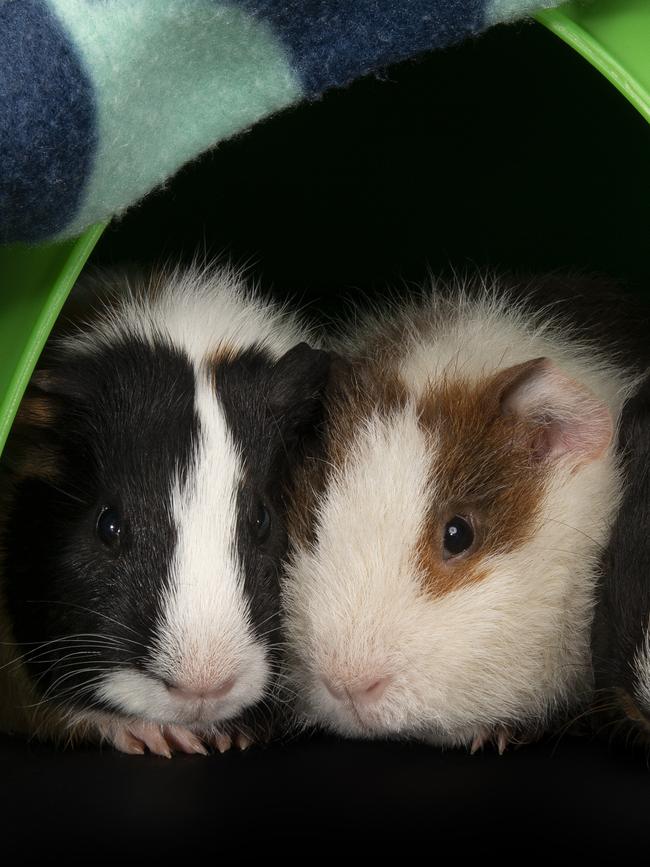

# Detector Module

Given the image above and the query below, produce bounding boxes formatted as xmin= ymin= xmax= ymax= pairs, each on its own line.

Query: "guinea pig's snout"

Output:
xmin=165 ymin=677 xmax=236 ymax=703
xmin=321 ymin=674 xmax=392 ymax=706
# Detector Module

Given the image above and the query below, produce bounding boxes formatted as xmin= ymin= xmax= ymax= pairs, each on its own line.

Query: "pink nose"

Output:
xmin=167 ymin=677 xmax=235 ymax=702
xmin=322 ymin=675 xmax=391 ymax=705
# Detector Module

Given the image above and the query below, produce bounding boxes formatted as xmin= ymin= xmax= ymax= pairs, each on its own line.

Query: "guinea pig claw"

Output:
xmin=207 ymin=732 xmax=253 ymax=753
xmin=111 ymin=727 xmax=146 ymax=756
xmin=211 ymin=733 xmax=234 ymax=754
xmin=164 ymin=726 xmax=209 ymax=756
xmin=101 ymin=720 xmax=209 ymax=758
xmin=109 ymin=723 xmax=170 ymax=758
xmin=132 ymin=723 xmax=173 ymax=758
xmin=470 ymin=733 xmax=487 ymax=755
xmin=469 ymin=726 xmax=511 ymax=756
xmin=235 ymin=733 xmax=252 ymax=751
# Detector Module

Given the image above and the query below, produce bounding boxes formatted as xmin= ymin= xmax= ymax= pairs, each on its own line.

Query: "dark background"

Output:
xmin=3 ymin=21 xmax=650 ymax=862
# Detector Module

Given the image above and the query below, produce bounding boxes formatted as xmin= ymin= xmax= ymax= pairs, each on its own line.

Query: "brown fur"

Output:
xmin=414 ymin=367 xmax=548 ymax=597
xmin=4 ymin=446 xmax=61 ymax=483
xmin=288 ymin=352 xmax=550 ymax=598
xmin=2 ymin=389 xmax=62 ymax=483
xmin=206 ymin=344 xmax=238 ymax=379
xmin=13 ymin=394 xmax=58 ymax=428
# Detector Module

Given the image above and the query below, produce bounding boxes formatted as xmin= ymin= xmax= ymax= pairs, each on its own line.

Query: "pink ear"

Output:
xmin=498 ymin=357 xmax=613 ymax=465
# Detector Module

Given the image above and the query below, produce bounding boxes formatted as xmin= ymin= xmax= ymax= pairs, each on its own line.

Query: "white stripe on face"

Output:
xmin=147 ymin=372 xmax=269 ymax=722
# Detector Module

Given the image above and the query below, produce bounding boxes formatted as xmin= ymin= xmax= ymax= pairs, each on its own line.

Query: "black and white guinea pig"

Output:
xmin=284 ymin=274 xmax=639 ymax=753
xmin=0 ymin=264 xmax=330 ymax=757
xmin=591 ymin=372 xmax=650 ymax=742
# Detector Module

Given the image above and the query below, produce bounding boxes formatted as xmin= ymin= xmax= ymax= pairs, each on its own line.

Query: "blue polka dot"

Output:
xmin=237 ymin=0 xmax=485 ymax=95
xmin=0 ymin=0 xmax=97 ymax=242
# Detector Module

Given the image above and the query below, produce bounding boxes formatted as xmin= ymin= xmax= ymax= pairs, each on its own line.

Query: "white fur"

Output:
xmin=61 ymin=262 xmax=312 ymax=364
xmin=285 ymin=285 xmax=635 ymax=746
xmin=633 ymin=629 xmax=650 ymax=712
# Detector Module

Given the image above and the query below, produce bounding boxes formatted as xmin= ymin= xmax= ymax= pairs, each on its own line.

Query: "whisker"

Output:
xmin=24 ymin=601 xmax=147 ymax=644
xmin=0 ymin=634 xmax=137 ymax=673
xmin=23 ymin=669 xmax=110 ymax=710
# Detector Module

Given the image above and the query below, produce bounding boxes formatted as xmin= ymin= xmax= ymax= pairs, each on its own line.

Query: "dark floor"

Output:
xmin=2 ymin=730 xmax=649 ymax=861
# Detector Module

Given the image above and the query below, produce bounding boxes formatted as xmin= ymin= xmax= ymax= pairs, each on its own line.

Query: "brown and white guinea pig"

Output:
xmin=283 ymin=274 xmax=639 ymax=752
xmin=591 ymin=371 xmax=650 ymax=742
xmin=0 ymin=264 xmax=330 ymax=757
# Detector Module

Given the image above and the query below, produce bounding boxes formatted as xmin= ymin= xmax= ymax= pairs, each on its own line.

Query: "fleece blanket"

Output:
xmin=0 ymin=0 xmax=565 ymax=244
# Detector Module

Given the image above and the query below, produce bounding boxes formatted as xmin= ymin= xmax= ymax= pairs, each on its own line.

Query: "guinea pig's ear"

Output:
xmin=267 ymin=343 xmax=332 ymax=442
xmin=497 ymin=357 xmax=613 ymax=465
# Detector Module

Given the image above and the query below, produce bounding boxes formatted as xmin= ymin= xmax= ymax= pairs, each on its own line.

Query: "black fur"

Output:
xmin=591 ymin=373 xmax=650 ymax=728
xmin=215 ymin=342 xmax=331 ymax=638
xmin=2 ymin=334 xmax=199 ymax=714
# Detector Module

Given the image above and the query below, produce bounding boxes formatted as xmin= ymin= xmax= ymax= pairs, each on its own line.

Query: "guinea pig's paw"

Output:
xmin=99 ymin=720 xmax=208 ymax=758
xmin=469 ymin=725 xmax=512 ymax=756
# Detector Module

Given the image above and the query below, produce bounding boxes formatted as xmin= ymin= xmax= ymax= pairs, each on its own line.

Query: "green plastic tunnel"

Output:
xmin=0 ymin=0 xmax=649 ymax=457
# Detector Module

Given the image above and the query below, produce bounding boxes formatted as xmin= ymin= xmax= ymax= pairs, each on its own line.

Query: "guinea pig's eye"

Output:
xmin=252 ymin=501 xmax=271 ymax=543
xmin=96 ymin=507 xmax=122 ymax=548
xmin=443 ymin=515 xmax=475 ymax=560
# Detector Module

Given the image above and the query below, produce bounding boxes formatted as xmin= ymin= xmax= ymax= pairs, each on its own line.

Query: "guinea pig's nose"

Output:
xmin=167 ymin=677 xmax=235 ymax=702
xmin=322 ymin=675 xmax=391 ymax=705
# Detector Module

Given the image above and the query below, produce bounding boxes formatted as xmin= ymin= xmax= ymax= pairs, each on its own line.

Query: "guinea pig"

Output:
xmin=0 ymin=263 xmax=330 ymax=757
xmin=590 ymin=372 xmax=650 ymax=743
xmin=283 ymin=274 xmax=639 ymax=753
